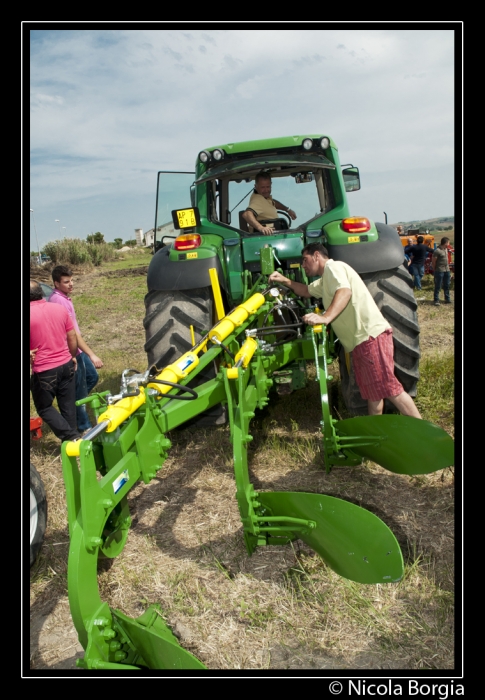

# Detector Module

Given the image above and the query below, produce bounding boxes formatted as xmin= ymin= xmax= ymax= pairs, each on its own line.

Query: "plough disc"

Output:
xmin=256 ymin=491 xmax=404 ymax=584
xmin=336 ymin=415 xmax=454 ymax=475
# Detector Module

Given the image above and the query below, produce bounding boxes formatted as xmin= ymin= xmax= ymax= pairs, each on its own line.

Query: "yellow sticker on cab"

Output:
xmin=187 ymin=252 xmax=198 ymax=259
xmin=348 ymin=236 xmax=360 ymax=243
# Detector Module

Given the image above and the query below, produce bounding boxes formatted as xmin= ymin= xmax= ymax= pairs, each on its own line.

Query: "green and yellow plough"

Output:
xmin=61 ymin=275 xmax=454 ymax=670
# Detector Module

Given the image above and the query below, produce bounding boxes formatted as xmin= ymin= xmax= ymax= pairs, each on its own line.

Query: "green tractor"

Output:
xmin=58 ymin=134 xmax=453 ymax=670
xmin=144 ymin=134 xmax=418 ymax=417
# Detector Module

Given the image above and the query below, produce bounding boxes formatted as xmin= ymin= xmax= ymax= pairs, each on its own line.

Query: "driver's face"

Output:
xmin=255 ymin=177 xmax=272 ymax=198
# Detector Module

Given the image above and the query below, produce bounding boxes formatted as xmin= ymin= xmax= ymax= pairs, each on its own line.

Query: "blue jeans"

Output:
xmin=410 ymin=264 xmax=425 ymax=290
xmin=75 ymin=353 xmax=90 ymax=431
xmin=83 ymin=352 xmax=99 ymax=393
xmin=433 ymin=271 xmax=451 ymax=303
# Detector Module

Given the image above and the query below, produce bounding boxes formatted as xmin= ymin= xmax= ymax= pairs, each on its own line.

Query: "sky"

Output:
xmin=27 ymin=24 xmax=460 ymax=253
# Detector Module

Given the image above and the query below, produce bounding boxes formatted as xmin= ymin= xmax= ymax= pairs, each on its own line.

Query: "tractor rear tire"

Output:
xmin=338 ymin=265 xmax=420 ymax=416
xmin=143 ymin=288 xmax=226 ymax=426
xmin=30 ymin=463 xmax=47 ymax=567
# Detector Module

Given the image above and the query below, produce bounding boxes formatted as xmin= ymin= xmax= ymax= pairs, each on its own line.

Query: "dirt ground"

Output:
xmin=27 ymin=263 xmax=456 ymax=676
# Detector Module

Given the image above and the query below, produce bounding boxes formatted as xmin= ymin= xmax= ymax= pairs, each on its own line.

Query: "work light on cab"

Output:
xmin=174 ymin=233 xmax=202 ymax=251
xmin=302 ymin=138 xmax=313 ymax=150
xmin=342 ymin=217 xmax=371 ymax=233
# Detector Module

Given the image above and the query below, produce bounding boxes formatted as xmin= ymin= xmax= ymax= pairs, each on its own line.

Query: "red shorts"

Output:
xmin=352 ymin=328 xmax=404 ymax=401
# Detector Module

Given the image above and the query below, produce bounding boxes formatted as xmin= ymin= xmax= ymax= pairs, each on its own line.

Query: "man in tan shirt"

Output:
xmin=242 ymin=173 xmax=296 ymax=235
xmin=268 ymin=243 xmax=421 ymax=418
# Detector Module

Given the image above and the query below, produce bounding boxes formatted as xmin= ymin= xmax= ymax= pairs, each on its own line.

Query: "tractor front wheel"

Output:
xmin=143 ymin=287 xmax=226 ymax=425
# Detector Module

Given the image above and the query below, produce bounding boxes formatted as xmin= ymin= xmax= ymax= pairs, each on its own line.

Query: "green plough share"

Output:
xmin=61 ymin=285 xmax=454 ymax=670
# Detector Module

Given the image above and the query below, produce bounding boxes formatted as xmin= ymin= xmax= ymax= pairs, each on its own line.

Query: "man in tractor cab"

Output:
xmin=268 ymin=243 xmax=422 ymax=419
xmin=242 ymin=172 xmax=297 ymax=235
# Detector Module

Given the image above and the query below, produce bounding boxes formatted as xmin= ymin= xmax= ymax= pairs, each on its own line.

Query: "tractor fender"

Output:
xmin=326 ymin=222 xmax=405 ymax=275
xmin=147 ymin=245 xmax=226 ymax=292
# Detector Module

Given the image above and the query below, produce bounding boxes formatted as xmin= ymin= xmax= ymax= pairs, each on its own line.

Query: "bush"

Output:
xmin=42 ymin=238 xmax=117 ymax=267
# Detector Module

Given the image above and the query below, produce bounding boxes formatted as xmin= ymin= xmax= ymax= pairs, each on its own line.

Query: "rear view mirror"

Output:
xmin=294 ymin=173 xmax=313 ymax=184
xmin=342 ymin=166 xmax=361 ymax=192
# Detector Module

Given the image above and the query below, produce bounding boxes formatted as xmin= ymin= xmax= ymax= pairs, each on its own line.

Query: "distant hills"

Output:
xmin=390 ymin=216 xmax=454 ymax=232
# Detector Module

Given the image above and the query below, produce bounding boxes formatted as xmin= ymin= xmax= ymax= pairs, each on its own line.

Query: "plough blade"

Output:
xmin=257 ymin=491 xmax=404 ymax=584
xmin=110 ymin=607 xmax=207 ymax=670
xmin=336 ymin=415 xmax=454 ymax=475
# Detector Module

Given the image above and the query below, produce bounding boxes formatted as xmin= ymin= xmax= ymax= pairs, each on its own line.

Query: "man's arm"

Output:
xmin=75 ymin=332 xmax=104 ymax=368
xmin=67 ymin=329 xmax=78 ymax=358
xmin=242 ymin=209 xmax=274 ymax=235
xmin=268 ymin=271 xmax=312 ymax=298
xmin=302 ymin=287 xmax=352 ymax=326
xmin=272 ymin=200 xmax=296 ymax=221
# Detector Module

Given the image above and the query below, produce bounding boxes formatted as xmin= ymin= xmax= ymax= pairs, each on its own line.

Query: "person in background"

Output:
xmin=431 ymin=237 xmax=452 ymax=306
xmin=407 ymin=236 xmax=434 ymax=291
xmin=49 ymin=265 xmax=104 ymax=433
xmin=30 ymin=280 xmax=80 ymax=442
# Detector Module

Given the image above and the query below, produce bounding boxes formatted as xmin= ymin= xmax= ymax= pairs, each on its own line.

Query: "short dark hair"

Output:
xmin=440 ymin=237 xmax=450 ymax=246
xmin=301 ymin=242 xmax=329 ymax=258
xmin=417 ymin=236 xmax=424 ymax=244
xmin=255 ymin=172 xmax=271 ymax=184
xmin=30 ymin=279 xmax=43 ymax=301
xmin=52 ymin=265 xmax=73 ymax=283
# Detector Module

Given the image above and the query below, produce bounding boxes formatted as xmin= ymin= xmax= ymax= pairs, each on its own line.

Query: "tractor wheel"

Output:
xmin=338 ymin=265 xmax=420 ymax=416
xmin=30 ymin=463 xmax=47 ymax=567
xmin=143 ymin=287 xmax=226 ymax=426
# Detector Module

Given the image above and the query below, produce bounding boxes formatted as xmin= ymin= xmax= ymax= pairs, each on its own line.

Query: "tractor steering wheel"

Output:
xmin=277 ymin=210 xmax=292 ymax=229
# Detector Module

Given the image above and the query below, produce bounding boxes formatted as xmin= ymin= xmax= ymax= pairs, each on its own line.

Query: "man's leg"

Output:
xmin=31 ymin=365 xmax=80 ymax=441
xmin=415 ymin=264 xmax=424 ymax=291
xmin=57 ymin=359 xmax=80 ymax=436
xmin=443 ymin=272 xmax=451 ymax=303
xmin=387 ymin=391 xmax=422 ymax=418
xmin=368 ymin=399 xmax=384 ymax=415
xmin=83 ymin=353 xmax=99 ymax=394
xmin=433 ymin=272 xmax=443 ymax=304
xmin=75 ymin=353 xmax=92 ymax=431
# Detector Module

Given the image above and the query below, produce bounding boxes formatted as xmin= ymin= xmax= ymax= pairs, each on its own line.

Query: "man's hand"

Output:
xmin=268 ymin=271 xmax=290 ymax=286
xmin=259 ymin=225 xmax=275 ymax=235
xmin=30 ymin=348 xmax=38 ymax=366
xmin=89 ymin=353 xmax=103 ymax=369
xmin=287 ymin=208 xmax=297 ymax=221
xmin=72 ymin=357 xmax=78 ymax=370
xmin=302 ymin=312 xmax=327 ymax=326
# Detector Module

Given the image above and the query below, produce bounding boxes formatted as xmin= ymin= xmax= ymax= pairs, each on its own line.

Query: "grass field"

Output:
xmin=29 ymin=255 xmax=457 ymax=672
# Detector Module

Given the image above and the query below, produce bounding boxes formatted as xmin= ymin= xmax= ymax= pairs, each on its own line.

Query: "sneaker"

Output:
xmin=444 ymin=300 xmax=452 ymax=304
xmin=434 ymin=301 xmax=440 ymax=306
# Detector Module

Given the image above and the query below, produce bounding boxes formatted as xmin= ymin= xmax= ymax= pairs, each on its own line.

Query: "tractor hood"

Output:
xmin=195 ymin=153 xmax=336 ymax=184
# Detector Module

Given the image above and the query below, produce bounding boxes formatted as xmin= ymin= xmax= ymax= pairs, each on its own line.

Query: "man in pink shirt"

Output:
xmin=30 ymin=280 xmax=81 ymax=442
xmin=49 ymin=265 xmax=103 ymax=432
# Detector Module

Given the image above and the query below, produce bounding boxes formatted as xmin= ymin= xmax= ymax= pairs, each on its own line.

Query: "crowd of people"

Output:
xmin=30 ymin=266 xmax=103 ymax=443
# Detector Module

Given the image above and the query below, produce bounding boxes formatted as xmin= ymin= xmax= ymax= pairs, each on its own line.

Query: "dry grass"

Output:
xmin=28 ymin=261 xmax=457 ymax=672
